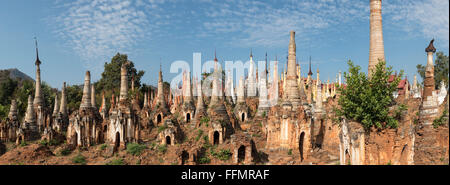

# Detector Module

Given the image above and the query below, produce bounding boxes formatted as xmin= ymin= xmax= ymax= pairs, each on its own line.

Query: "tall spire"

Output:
xmin=308 ymin=56 xmax=313 ymax=76
xmin=33 ymin=37 xmax=43 ymax=109
xmin=284 ymin=30 xmax=301 ymax=108
xmin=59 ymin=82 xmax=67 ymax=115
xmin=80 ymin=71 xmax=92 ymax=109
xmin=423 ymin=39 xmax=437 ymax=98
xmin=196 ymin=78 xmax=205 ymax=111
xmin=368 ymin=0 xmax=385 ymax=78
xmin=119 ymin=63 xmax=128 ymax=101
xmin=34 ymin=37 xmax=41 ymax=66
xmin=91 ymin=84 xmax=96 ymax=108
xmin=237 ymin=76 xmax=246 ymax=104
xmin=156 ymin=64 xmax=166 ymax=107
xmin=53 ymin=94 xmax=59 ymax=115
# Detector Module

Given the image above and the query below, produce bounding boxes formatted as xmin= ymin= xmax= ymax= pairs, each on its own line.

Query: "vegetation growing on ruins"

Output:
xmin=106 ymin=158 xmax=125 ymax=165
xmin=433 ymin=109 xmax=448 ymax=129
xmin=72 ymin=154 xmax=86 ymax=165
xmin=211 ymin=149 xmax=232 ymax=161
xmin=335 ymin=60 xmax=403 ymax=131
xmin=126 ymin=143 xmax=147 ymax=156
xmin=417 ymin=51 xmax=449 ymax=89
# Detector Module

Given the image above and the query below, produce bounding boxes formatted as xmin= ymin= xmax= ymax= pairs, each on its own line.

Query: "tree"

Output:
xmin=416 ymin=51 xmax=449 ymax=89
xmin=0 ymin=77 xmax=18 ymax=105
xmin=13 ymin=80 xmax=34 ymax=120
xmin=65 ymin=85 xmax=83 ymax=113
xmin=96 ymin=53 xmax=145 ymax=93
xmin=335 ymin=60 xmax=402 ymax=131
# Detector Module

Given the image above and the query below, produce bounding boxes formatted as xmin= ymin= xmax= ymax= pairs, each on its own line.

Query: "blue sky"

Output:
xmin=0 ymin=0 xmax=448 ymax=88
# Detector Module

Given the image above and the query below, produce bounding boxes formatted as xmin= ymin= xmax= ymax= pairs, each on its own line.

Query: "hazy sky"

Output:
xmin=0 ymin=0 xmax=448 ymax=88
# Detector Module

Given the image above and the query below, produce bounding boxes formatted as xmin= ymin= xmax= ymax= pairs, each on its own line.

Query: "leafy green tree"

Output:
xmin=65 ymin=85 xmax=83 ymax=113
xmin=14 ymin=80 xmax=34 ymax=120
xmin=0 ymin=77 xmax=18 ymax=105
xmin=96 ymin=53 xmax=145 ymax=93
xmin=416 ymin=51 xmax=449 ymax=89
xmin=335 ymin=60 xmax=402 ymax=131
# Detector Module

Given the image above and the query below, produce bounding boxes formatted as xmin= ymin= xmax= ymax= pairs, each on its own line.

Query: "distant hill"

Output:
xmin=0 ymin=68 xmax=34 ymax=83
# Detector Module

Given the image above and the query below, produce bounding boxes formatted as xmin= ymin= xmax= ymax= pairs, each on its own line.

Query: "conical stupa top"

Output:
xmin=308 ymin=56 xmax=313 ymax=76
xmin=425 ymin=39 xmax=436 ymax=53
xmin=53 ymin=94 xmax=59 ymax=115
xmin=8 ymin=99 xmax=18 ymax=119
xmin=100 ymin=91 xmax=106 ymax=112
xmin=25 ymin=95 xmax=36 ymax=123
xmin=80 ymin=71 xmax=92 ymax=109
xmin=59 ymin=82 xmax=67 ymax=115
xmin=143 ymin=92 xmax=148 ymax=108
xmin=34 ymin=37 xmax=41 ymax=66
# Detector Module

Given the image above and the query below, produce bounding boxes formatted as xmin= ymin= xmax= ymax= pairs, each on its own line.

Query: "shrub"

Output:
xmin=335 ymin=60 xmax=402 ymax=131
xmin=106 ymin=158 xmax=125 ymax=165
xmin=72 ymin=154 xmax=86 ymax=165
xmin=19 ymin=141 xmax=27 ymax=147
xmin=393 ymin=104 xmax=408 ymax=120
xmin=288 ymin=149 xmax=292 ymax=155
xmin=212 ymin=149 xmax=232 ymax=161
xmin=158 ymin=125 xmax=167 ymax=133
xmin=198 ymin=156 xmax=211 ymax=164
xmin=59 ymin=148 xmax=71 ymax=156
xmin=200 ymin=117 xmax=210 ymax=126
xmin=195 ymin=129 xmax=204 ymax=141
xmin=99 ymin=144 xmax=108 ymax=150
xmin=433 ymin=109 xmax=448 ymax=128
xmin=157 ymin=144 xmax=167 ymax=154
xmin=126 ymin=143 xmax=147 ymax=156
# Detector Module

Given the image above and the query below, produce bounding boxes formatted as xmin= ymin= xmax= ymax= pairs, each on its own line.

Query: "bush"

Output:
xmin=212 ymin=149 xmax=232 ymax=161
xmin=126 ymin=143 xmax=147 ymax=156
xmin=158 ymin=125 xmax=167 ymax=133
xmin=59 ymin=148 xmax=72 ymax=156
xmin=335 ymin=60 xmax=402 ymax=131
xmin=198 ymin=156 xmax=211 ymax=164
xmin=99 ymin=144 xmax=107 ymax=150
xmin=19 ymin=141 xmax=28 ymax=147
xmin=288 ymin=149 xmax=292 ymax=155
xmin=72 ymin=154 xmax=86 ymax=165
xmin=195 ymin=129 xmax=204 ymax=141
xmin=393 ymin=104 xmax=408 ymax=120
xmin=157 ymin=144 xmax=167 ymax=153
xmin=106 ymin=158 xmax=125 ymax=165
xmin=433 ymin=109 xmax=448 ymax=128
xmin=200 ymin=117 xmax=210 ymax=126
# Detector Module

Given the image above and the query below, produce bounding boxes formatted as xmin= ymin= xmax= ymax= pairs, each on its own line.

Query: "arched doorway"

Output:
xmin=186 ymin=113 xmax=191 ymax=123
xmin=213 ymin=131 xmax=220 ymax=145
xmin=299 ymin=132 xmax=305 ymax=161
xmin=166 ymin=136 xmax=171 ymax=145
xmin=241 ymin=113 xmax=245 ymax=122
xmin=181 ymin=150 xmax=189 ymax=165
xmin=238 ymin=145 xmax=246 ymax=163
xmin=157 ymin=114 xmax=162 ymax=124
xmin=114 ymin=132 xmax=120 ymax=152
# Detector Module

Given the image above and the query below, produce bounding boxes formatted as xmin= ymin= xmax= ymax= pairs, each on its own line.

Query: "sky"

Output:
xmin=0 ymin=0 xmax=448 ymax=88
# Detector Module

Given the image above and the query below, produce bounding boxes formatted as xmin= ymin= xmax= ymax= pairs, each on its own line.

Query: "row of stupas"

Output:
xmin=0 ymin=0 xmax=448 ymax=165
